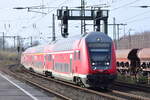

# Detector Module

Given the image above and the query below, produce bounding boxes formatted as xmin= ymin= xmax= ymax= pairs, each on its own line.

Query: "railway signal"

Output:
xmin=17 ymin=46 xmax=20 ymax=53
xmin=57 ymin=6 xmax=109 ymax=38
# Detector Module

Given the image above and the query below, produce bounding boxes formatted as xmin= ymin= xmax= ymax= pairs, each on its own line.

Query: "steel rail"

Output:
xmin=4 ymin=64 xmax=150 ymax=100
xmin=114 ymin=81 xmax=150 ymax=92
xmin=26 ymin=69 xmax=150 ymax=100
xmin=3 ymin=70 xmax=72 ymax=100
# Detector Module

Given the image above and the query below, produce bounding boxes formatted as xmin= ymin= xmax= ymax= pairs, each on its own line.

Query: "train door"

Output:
xmin=52 ymin=55 xmax=55 ymax=70
xmin=70 ymin=54 xmax=73 ymax=73
xmin=44 ymin=55 xmax=46 ymax=71
xmin=45 ymin=54 xmax=53 ymax=70
xmin=73 ymin=50 xmax=81 ymax=73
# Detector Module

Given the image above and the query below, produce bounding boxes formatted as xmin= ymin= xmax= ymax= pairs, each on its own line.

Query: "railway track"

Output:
xmin=22 ymin=70 xmax=150 ymax=100
xmin=114 ymin=81 xmax=150 ymax=93
xmin=2 ymin=64 xmax=150 ymax=100
xmin=3 ymin=68 xmax=71 ymax=100
xmin=111 ymin=81 xmax=150 ymax=99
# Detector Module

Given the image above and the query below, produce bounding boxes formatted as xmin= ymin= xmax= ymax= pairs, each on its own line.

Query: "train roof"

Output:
xmin=85 ymin=32 xmax=112 ymax=43
xmin=51 ymin=34 xmax=82 ymax=52
xmin=23 ymin=45 xmax=46 ymax=54
xmin=51 ymin=32 xmax=112 ymax=52
xmin=23 ymin=32 xmax=112 ymax=54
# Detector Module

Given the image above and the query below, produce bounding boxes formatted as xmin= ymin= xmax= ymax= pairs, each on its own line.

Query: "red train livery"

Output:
xmin=21 ymin=32 xmax=117 ymax=88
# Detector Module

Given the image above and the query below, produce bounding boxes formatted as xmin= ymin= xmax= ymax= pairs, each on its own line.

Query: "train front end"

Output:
xmin=81 ymin=32 xmax=117 ymax=88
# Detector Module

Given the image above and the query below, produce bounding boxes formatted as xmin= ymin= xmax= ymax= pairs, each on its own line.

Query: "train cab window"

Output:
xmin=74 ymin=51 xmax=80 ymax=60
xmin=88 ymin=42 xmax=111 ymax=70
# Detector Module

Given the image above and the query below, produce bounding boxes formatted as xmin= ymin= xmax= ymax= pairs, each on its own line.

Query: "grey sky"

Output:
xmin=0 ymin=0 xmax=150 ymax=46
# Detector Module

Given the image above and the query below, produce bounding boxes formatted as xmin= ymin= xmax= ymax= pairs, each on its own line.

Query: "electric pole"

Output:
xmin=42 ymin=0 xmax=44 ymax=16
xmin=112 ymin=18 xmax=127 ymax=49
xmin=52 ymin=14 xmax=56 ymax=41
xmin=14 ymin=36 xmax=16 ymax=48
xmin=128 ymin=29 xmax=133 ymax=49
xmin=81 ymin=0 xmax=85 ymax=34
xmin=17 ymin=36 xmax=20 ymax=53
xmin=113 ymin=17 xmax=116 ymax=48
xmin=2 ymin=32 xmax=5 ymax=51
xmin=30 ymin=36 xmax=32 ymax=47
xmin=117 ymin=24 xmax=119 ymax=48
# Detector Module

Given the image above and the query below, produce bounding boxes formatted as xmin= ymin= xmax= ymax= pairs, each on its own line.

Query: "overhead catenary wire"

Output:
xmin=14 ymin=0 xmax=70 ymax=30
xmin=16 ymin=0 xmax=70 ymax=35
xmin=15 ymin=0 xmax=71 ymax=44
xmin=111 ymin=0 xmax=141 ymax=11
xmin=120 ymin=9 xmax=150 ymax=22
xmin=125 ymin=16 xmax=150 ymax=24
xmin=109 ymin=0 xmax=127 ymax=5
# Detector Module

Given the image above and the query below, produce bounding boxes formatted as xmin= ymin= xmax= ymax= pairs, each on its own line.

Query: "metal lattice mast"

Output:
xmin=81 ymin=0 xmax=85 ymax=34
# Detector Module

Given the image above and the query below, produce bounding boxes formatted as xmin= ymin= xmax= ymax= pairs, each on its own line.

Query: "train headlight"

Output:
xmin=105 ymin=62 xmax=110 ymax=66
xmin=92 ymin=66 xmax=97 ymax=70
xmin=92 ymin=62 xmax=96 ymax=65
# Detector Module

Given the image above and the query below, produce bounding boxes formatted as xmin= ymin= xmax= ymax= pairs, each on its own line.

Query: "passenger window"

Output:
xmin=48 ymin=54 xmax=52 ymax=61
xmin=74 ymin=52 xmax=76 ymax=60
xmin=78 ymin=51 xmax=80 ymax=60
xmin=44 ymin=55 xmax=47 ymax=61
xmin=75 ymin=51 xmax=80 ymax=60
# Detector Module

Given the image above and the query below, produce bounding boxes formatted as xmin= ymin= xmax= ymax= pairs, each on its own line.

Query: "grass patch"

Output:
xmin=138 ymin=76 xmax=148 ymax=84
xmin=117 ymin=74 xmax=137 ymax=84
xmin=0 ymin=50 xmax=19 ymax=67
xmin=117 ymin=73 xmax=149 ymax=84
xmin=0 ymin=51 xmax=18 ymax=60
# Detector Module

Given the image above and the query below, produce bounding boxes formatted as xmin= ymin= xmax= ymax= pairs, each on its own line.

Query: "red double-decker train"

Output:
xmin=21 ymin=32 xmax=117 ymax=88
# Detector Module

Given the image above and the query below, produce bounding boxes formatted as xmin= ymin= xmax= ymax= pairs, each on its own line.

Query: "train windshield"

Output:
xmin=88 ymin=42 xmax=111 ymax=70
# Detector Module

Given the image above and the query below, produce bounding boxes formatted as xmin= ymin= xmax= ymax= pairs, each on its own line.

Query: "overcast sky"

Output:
xmin=0 ymin=0 xmax=150 ymax=46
